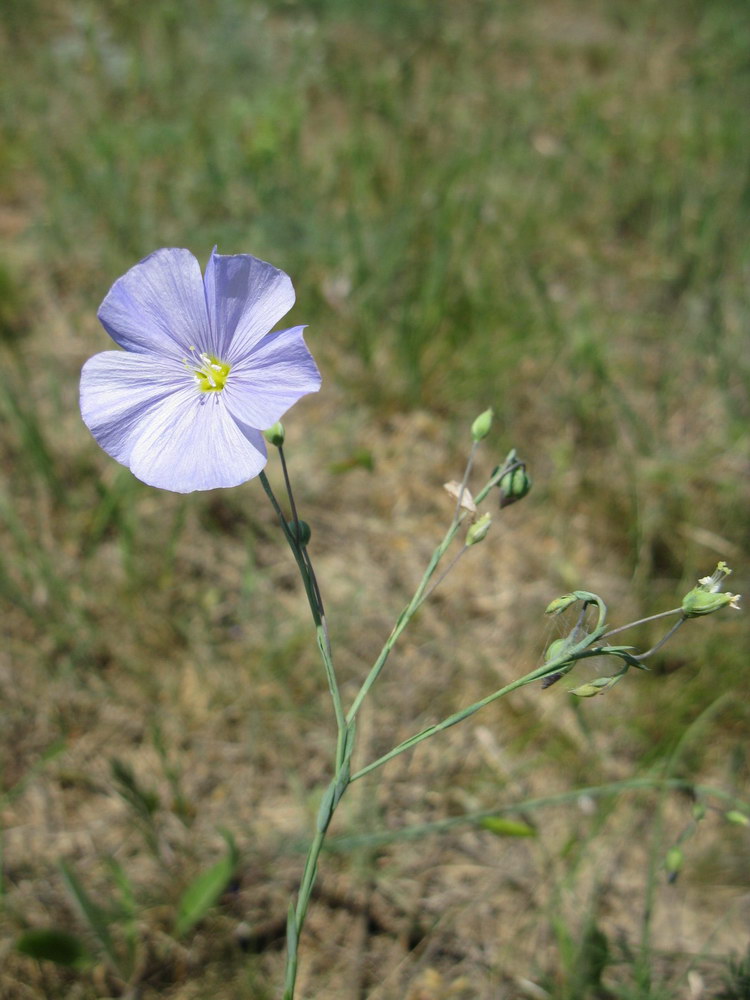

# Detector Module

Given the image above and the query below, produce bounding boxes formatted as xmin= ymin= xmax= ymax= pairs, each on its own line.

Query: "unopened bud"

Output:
xmin=681 ymin=588 xmax=741 ymax=617
xmin=569 ymin=674 xmax=622 ymax=698
xmin=498 ymin=463 xmax=531 ymax=508
xmin=545 ymin=594 xmax=579 ymax=616
xmin=665 ymin=847 xmax=683 ymax=883
xmin=471 ymin=408 xmax=494 ymax=442
xmin=288 ymin=520 xmax=311 ymax=546
xmin=544 ymin=637 xmax=572 ymax=662
xmin=692 ymin=802 xmax=706 ymax=822
xmin=466 ymin=512 xmax=491 ymax=546
xmin=264 ymin=422 xmax=285 ymax=447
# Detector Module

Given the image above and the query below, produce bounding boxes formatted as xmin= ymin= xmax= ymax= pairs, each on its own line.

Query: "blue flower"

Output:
xmin=80 ymin=248 xmax=321 ymax=493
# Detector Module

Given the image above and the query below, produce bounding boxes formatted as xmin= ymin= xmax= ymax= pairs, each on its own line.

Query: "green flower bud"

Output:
xmin=681 ymin=589 xmax=741 ymax=617
xmin=569 ymin=674 xmax=622 ymax=698
xmin=544 ymin=637 xmax=572 ymax=662
xmin=466 ymin=512 xmax=492 ymax=546
xmin=264 ymin=421 xmax=285 ymax=447
xmin=692 ymin=802 xmax=706 ymax=822
xmin=545 ymin=594 xmax=580 ymax=616
xmin=288 ymin=520 xmax=312 ymax=546
xmin=498 ymin=463 xmax=531 ymax=508
xmin=471 ymin=408 xmax=494 ymax=442
xmin=665 ymin=847 xmax=683 ymax=883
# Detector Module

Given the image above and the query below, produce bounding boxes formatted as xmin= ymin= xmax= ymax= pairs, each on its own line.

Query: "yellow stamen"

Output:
xmin=185 ymin=347 xmax=231 ymax=393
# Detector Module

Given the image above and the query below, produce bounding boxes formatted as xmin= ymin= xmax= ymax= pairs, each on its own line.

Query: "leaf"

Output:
xmin=59 ymin=861 xmax=118 ymax=970
xmin=16 ymin=927 xmax=92 ymax=968
xmin=478 ymin=817 xmax=536 ymax=838
xmin=174 ymin=845 xmax=236 ymax=938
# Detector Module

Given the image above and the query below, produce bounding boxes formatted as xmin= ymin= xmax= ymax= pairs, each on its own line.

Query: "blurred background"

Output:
xmin=1 ymin=1 xmax=749 ymax=997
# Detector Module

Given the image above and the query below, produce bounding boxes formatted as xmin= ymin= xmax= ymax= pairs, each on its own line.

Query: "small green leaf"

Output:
xmin=59 ymin=861 xmax=118 ymax=970
xmin=174 ymin=847 xmax=236 ymax=938
xmin=478 ymin=817 xmax=536 ymax=838
xmin=16 ymin=928 xmax=92 ymax=968
xmin=725 ymin=810 xmax=750 ymax=827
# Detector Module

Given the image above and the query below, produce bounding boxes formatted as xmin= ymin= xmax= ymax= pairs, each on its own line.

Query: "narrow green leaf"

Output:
xmin=174 ymin=851 xmax=235 ymax=938
xmin=17 ymin=928 xmax=92 ymax=968
xmin=478 ymin=817 xmax=536 ymax=838
xmin=59 ymin=861 xmax=118 ymax=969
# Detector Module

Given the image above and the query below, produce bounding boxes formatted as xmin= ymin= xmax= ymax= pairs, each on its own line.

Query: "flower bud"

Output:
xmin=288 ymin=520 xmax=311 ymax=546
xmin=264 ymin=421 xmax=285 ymax=447
xmin=681 ymin=563 xmax=740 ymax=617
xmin=471 ymin=408 xmax=494 ymax=442
xmin=545 ymin=594 xmax=580 ymax=616
xmin=544 ymin=637 xmax=572 ymax=662
xmin=569 ymin=674 xmax=622 ymax=698
xmin=498 ymin=463 xmax=531 ymax=508
xmin=665 ymin=847 xmax=683 ymax=883
xmin=466 ymin=512 xmax=491 ymax=546
xmin=681 ymin=590 xmax=740 ymax=617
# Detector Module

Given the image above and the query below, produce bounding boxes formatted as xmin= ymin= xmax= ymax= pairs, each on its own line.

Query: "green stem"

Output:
xmin=602 ymin=607 xmax=683 ymax=639
xmin=350 ymin=634 xmax=603 ymax=782
xmin=326 ymin=777 xmax=749 ymax=851
xmin=271 ymin=454 xmax=521 ymax=997
xmin=346 ymin=459 xmax=518 ymax=726
xmin=259 ymin=467 xmax=351 ymax=999
xmin=635 ymin=616 xmax=686 ymax=660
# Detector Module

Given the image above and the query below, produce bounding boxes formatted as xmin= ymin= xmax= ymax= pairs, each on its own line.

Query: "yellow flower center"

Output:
xmin=186 ymin=347 xmax=231 ymax=393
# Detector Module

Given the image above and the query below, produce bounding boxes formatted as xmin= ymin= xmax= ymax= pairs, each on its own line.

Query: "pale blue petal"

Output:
xmin=128 ymin=390 xmax=267 ymax=493
xmin=98 ymin=248 xmax=211 ymax=360
xmin=223 ymin=326 xmax=321 ymax=429
xmin=80 ymin=351 xmax=189 ymax=465
xmin=204 ymin=248 xmax=295 ymax=360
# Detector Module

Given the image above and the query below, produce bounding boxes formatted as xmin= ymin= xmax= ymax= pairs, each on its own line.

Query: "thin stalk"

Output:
xmin=282 ymin=827 xmax=326 ymax=1000
xmin=258 ymin=470 xmax=346 ymax=758
xmin=346 ymin=459 xmax=520 ymax=725
xmin=271 ymin=454 xmax=521 ymax=998
xmin=258 ymin=471 xmax=318 ymax=620
xmin=326 ymin=778 xmax=750 ymax=852
xmin=602 ymin=607 xmax=682 ymax=640
xmin=420 ymin=545 xmax=469 ymax=605
xmin=259 ymin=464 xmax=351 ymax=1000
xmin=635 ymin=616 xmax=686 ymax=660
xmin=350 ymin=651 xmax=585 ymax=782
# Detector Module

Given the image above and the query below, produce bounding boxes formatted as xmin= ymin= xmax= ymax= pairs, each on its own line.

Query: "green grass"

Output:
xmin=1 ymin=0 xmax=749 ymax=996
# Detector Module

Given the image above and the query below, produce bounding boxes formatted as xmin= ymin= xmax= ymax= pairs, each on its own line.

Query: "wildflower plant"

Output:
xmin=80 ymin=249 xmax=741 ymax=998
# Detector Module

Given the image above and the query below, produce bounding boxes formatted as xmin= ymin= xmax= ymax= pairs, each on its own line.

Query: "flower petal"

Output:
xmin=80 ymin=351 xmax=188 ymax=465
xmin=128 ymin=391 xmax=268 ymax=493
xmin=223 ymin=326 xmax=322 ymax=429
xmin=98 ymin=249 xmax=211 ymax=360
xmin=204 ymin=249 xmax=295 ymax=360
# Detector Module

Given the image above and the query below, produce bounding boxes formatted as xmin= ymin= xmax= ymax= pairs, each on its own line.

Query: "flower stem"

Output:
xmin=267 ymin=453 xmax=523 ymax=998
xmin=349 ymin=622 xmax=604 ymax=782
xmin=634 ymin=616 xmax=687 ymax=660
xmin=345 ymin=458 xmax=519 ymax=726
xmin=258 ymin=470 xmax=346 ymax=757
xmin=601 ymin=607 xmax=683 ymax=639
